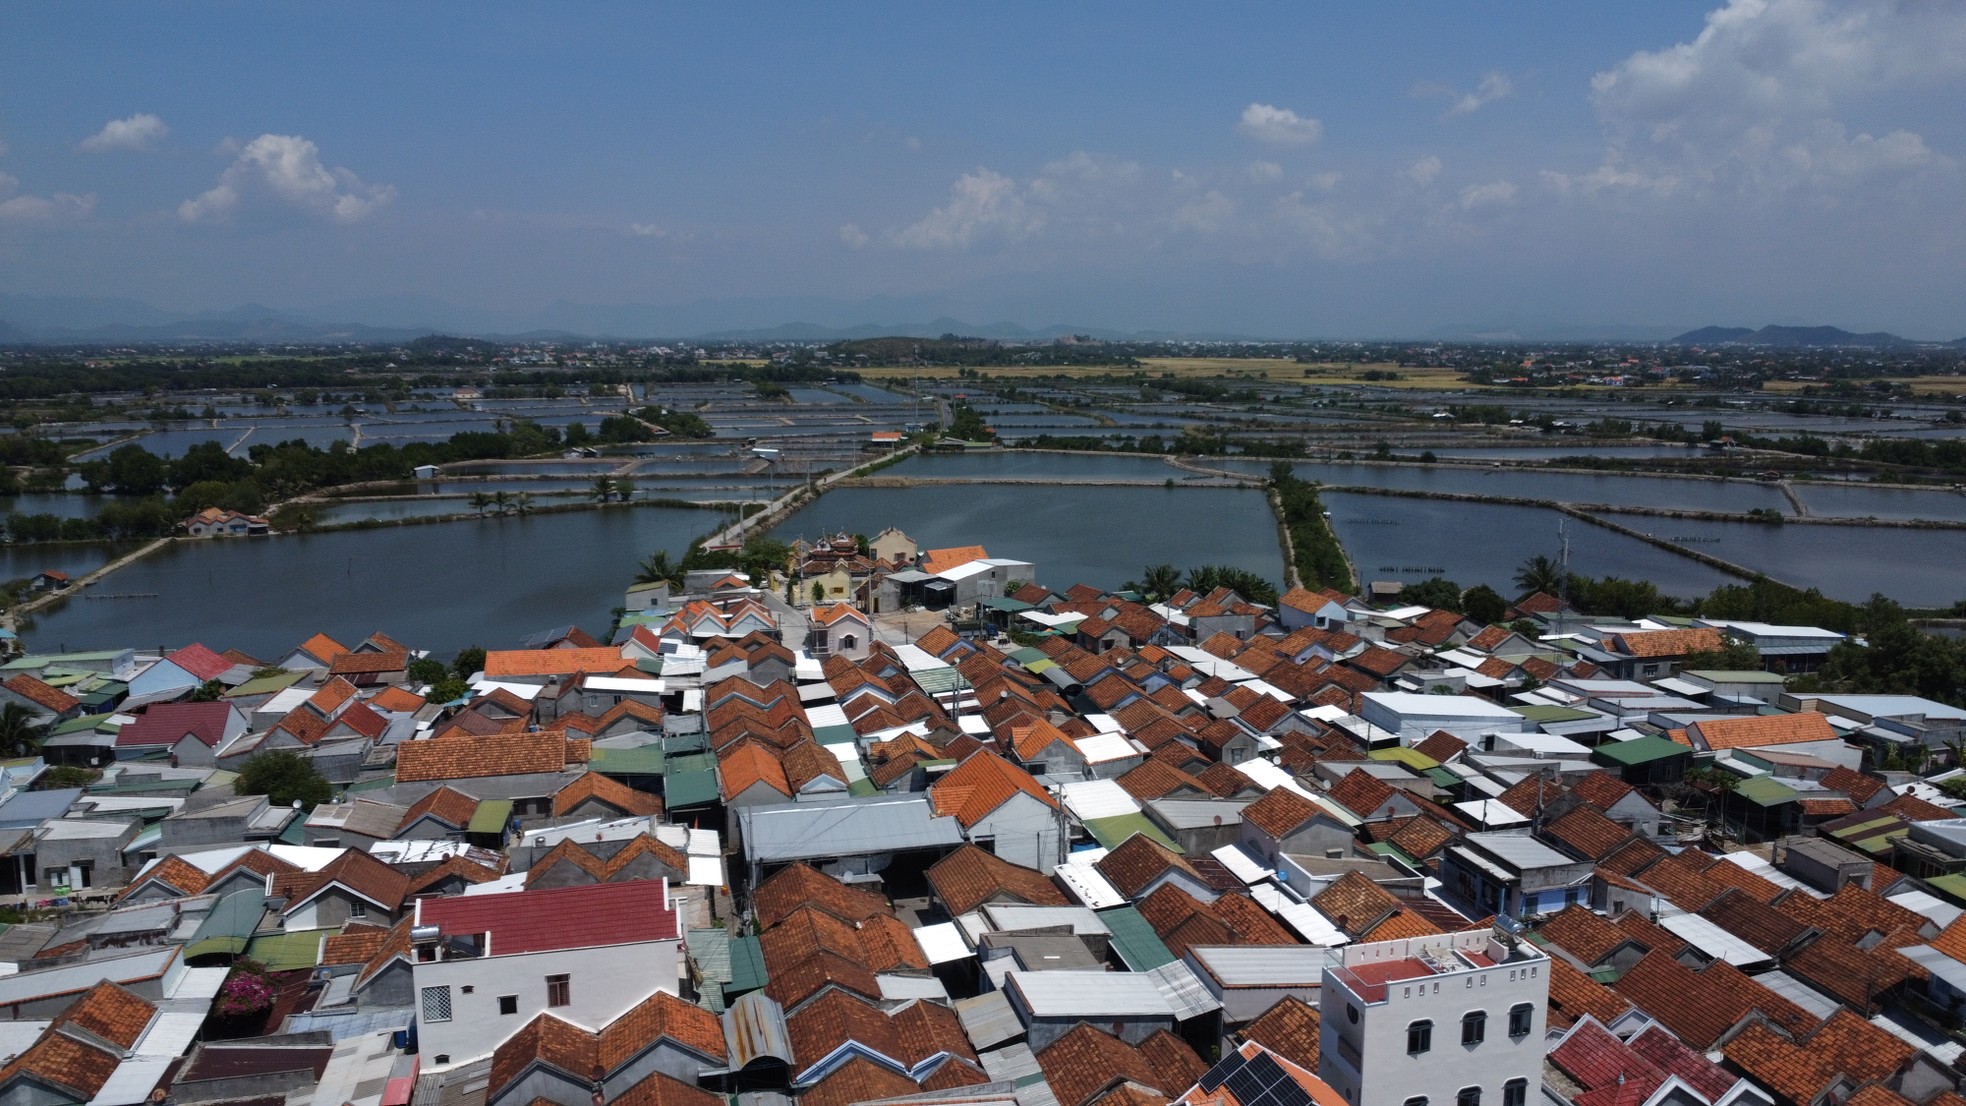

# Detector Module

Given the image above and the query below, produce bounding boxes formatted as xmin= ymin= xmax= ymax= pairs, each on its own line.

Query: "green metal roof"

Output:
xmin=848 ymin=777 xmax=878 ymax=798
xmin=226 ymin=671 xmax=307 ymax=697
xmin=1592 ymin=736 xmax=1691 ymax=767
xmin=277 ymin=816 xmax=309 ymax=846
xmin=590 ymin=745 xmax=666 ymax=776
xmin=1081 ymin=814 xmax=1181 ymax=853
xmin=728 ymin=934 xmax=768 ymax=995
xmin=664 ymin=768 xmax=721 ymax=809
xmin=911 ymin=666 xmax=963 ymax=695
xmin=467 ymin=799 xmax=513 ymax=835
xmin=687 ymin=925 xmax=732 ymax=1010
xmin=813 ymin=725 xmax=859 ymax=746
xmin=1682 ymin=669 xmax=1787 ymax=683
xmin=1100 ymin=905 xmax=1176 ymax=971
xmin=1925 ymin=874 xmax=1966 ymax=906
xmin=343 ymin=775 xmax=396 ymax=793
xmin=49 ymin=713 xmax=115 ymax=736
xmin=1007 ymin=647 xmax=1050 ymax=666
xmin=978 ymin=597 xmax=1035 ymax=612
xmin=1370 ymin=747 xmax=1441 ymax=771
xmin=183 ymin=888 xmax=268 ymax=959
xmin=1423 ymin=767 xmax=1463 ymax=791
xmin=1732 ymin=775 xmax=1799 ymax=807
xmin=246 ymin=929 xmax=326 ymax=971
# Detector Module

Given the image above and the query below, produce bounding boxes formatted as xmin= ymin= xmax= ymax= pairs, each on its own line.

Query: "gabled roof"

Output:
xmin=115 ymin=700 xmax=233 ymax=748
xmin=752 ymin=863 xmax=889 ymax=931
xmin=921 ymin=546 xmax=988 ymax=574
xmin=1310 ymin=872 xmax=1398 ymax=937
xmin=163 ymin=643 xmax=232 ymax=681
xmin=927 ymin=844 xmax=1069 ymax=916
xmin=397 ymin=785 xmax=479 ymax=833
xmin=1609 ymin=951 xmax=1814 ymax=1049
xmin=1685 ymin=711 xmax=1837 ymax=751
xmin=1235 ymin=996 xmax=1320 ymax=1074
xmin=1609 ymin=628 xmax=1723 ymax=659
xmin=291 ymin=632 xmax=349 ymax=665
xmin=1241 ymin=787 xmax=1327 ymax=840
xmin=3 ymin=674 xmax=80 ymax=714
xmin=553 ymin=771 xmax=662 ymax=817
xmin=283 ymin=848 xmax=412 ymax=915
xmin=1097 ymin=833 xmax=1203 ymax=900
xmin=394 ymin=730 xmax=587 ymax=782
xmin=420 ymin=880 xmax=680 ymax=957
xmin=929 ymin=750 xmax=1055 ymax=827
xmin=719 ymin=741 xmax=792 ymax=800
xmin=483 ymin=647 xmax=631 ymax=679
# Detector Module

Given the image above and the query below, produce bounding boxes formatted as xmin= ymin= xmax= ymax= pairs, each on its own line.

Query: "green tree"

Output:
xmin=234 ymin=750 xmax=333 ymax=808
xmin=1401 ymin=576 xmax=1463 ymax=612
xmin=590 ymin=476 xmax=616 ymax=504
xmin=40 ymin=765 xmax=101 ymax=789
xmin=101 ymin=444 xmax=169 ymax=496
xmin=492 ymin=491 xmax=512 ymax=516
xmin=189 ymin=679 xmax=225 ymax=702
xmin=1141 ymin=563 xmax=1182 ymax=601
xmin=407 ymin=657 xmax=448 ymax=686
xmin=512 ymin=491 xmax=535 ymax=516
xmin=452 ymin=646 xmax=486 ymax=679
xmin=1462 ymin=584 xmax=1507 ymax=625
xmin=636 ymin=550 xmax=684 ymax=587
xmin=469 ymin=491 xmax=493 ymax=517
xmin=613 ymin=478 xmax=635 ymax=503
xmin=811 ymin=581 xmax=827 ymax=605
xmin=1681 ymin=633 xmax=1762 ymax=672
xmin=428 ymin=677 xmax=470 ymax=703
xmin=1513 ymin=554 xmax=1565 ymax=599
xmin=0 ymin=704 xmax=42 ymax=758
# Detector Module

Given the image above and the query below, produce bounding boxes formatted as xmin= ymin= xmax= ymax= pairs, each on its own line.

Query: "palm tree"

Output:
xmin=1141 ymin=564 xmax=1181 ymax=600
xmin=1185 ymin=564 xmax=1225 ymax=596
xmin=0 ymin=704 xmax=41 ymax=758
xmin=590 ymin=476 xmax=617 ymax=504
xmin=512 ymin=492 xmax=535 ymax=516
xmin=636 ymin=550 xmax=684 ymax=587
xmin=491 ymin=491 xmax=512 ymax=516
xmin=468 ymin=491 xmax=492 ymax=517
xmin=1513 ymin=554 xmax=1564 ymax=598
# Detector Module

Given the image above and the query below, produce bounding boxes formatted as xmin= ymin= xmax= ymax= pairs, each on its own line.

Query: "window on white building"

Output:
xmin=546 ymin=974 xmax=571 ymax=1007
xmin=1503 ymin=1080 xmax=1528 ymax=1106
xmin=1406 ymin=1019 xmax=1432 ymax=1054
xmin=1508 ymin=1003 xmax=1533 ymax=1038
xmin=1461 ymin=1010 xmax=1486 ymax=1046
xmin=1456 ymin=1088 xmax=1481 ymax=1106
xmin=420 ymin=986 xmax=453 ymax=1023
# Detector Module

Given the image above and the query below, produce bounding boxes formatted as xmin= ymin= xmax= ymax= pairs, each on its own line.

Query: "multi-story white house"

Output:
xmin=1318 ymin=929 xmax=1548 ymax=1106
xmin=410 ymin=879 xmax=684 ymax=1071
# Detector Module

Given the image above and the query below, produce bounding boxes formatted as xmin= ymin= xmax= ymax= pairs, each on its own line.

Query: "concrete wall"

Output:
xmin=973 ymin=793 xmax=1061 ymax=874
xmin=1320 ymin=953 xmax=1547 ymax=1106
xmin=413 ymin=938 xmax=682 ymax=1070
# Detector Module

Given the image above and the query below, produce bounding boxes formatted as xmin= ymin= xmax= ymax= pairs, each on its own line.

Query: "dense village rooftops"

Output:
xmin=417 ymin=878 xmax=678 ymax=956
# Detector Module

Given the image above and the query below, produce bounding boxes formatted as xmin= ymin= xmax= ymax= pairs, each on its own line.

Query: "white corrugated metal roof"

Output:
xmin=1249 ymin=883 xmax=1348 ymax=946
xmin=1053 ymin=855 xmax=1124 ymax=910
xmin=1659 ymin=913 xmax=1769 ymax=966
xmin=1073 ymin=733 xmax=1136 ymax=765
xmin=687 ymin=856 xmax=725 ymax=887
xmin=804 ymin=703 xmax=850 ymax=730
xmin=1210 ymin=844 xmax=1273 ymax=885
xmin=1006 ymin=970 xmax=1174 ymax=1017
xmin=1143 ymin=960 xmax=1222 ymax=1018
xmin=87 ymin=1056 xmax=170 ymax=1106
xmin=915 ymin=921 xmax=973 ymax=965
xmin=1059 ymin=779 xmax=1139 ymax=821
xmin=134 ymin=1010 xmax=205 ymax=1059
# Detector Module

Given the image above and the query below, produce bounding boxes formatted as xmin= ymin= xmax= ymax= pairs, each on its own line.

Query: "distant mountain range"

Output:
xmin=1671 ymin=324 xmax=1966 ymax=348
xmin=1 ymin=291 xmax=1959 ymax=346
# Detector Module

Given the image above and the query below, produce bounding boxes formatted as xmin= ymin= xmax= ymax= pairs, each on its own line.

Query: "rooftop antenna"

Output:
xmin=1557 ymin=517 xmax=1572 ymax=613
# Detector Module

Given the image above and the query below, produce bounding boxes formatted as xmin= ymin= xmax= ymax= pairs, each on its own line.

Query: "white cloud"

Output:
xmin=1555 ymin=0 xmax=1966 ymax=194
xmin=1444 ymin=72 xmax=1514 ymax=118
xmin=79 ymin=113 xmax=168 ymax=152
xmin=179 ymin=134 xmax=394 ymax=223
xmin=839 ymin=223 xmax=870 ymax=248
xmin=0 ymin=192 xmax=96 ymax=221
xmin=1246 ymin=161 xmax=1283 ymax=182
xmin=1405 ymin=156 xmax=1443 ymax=185
xmin=628 ymin=222 xmax=668 ymax=237
xmin=0 ymin=169 xmax=94 ymax=222
xmin=1311 ymin=171 xmax=1342 ymax=191
xmin=1236 ymin=103 xmax=1323 ymax=147
xmin=890 ymin=168 xmax=1042 ymax=249
xmin=1458 ymin=180 xmax=1518 ymax=209
xmin=1169 ymin=190 xmax=1235 ymax=234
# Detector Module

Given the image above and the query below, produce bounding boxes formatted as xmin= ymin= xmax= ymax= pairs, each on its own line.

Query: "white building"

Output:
xmin=1358 ymin=692 xmax=1532 ymax=743
xmin=411 ymin=879 xmax=684 ymax=1070
xmin=1318 ymin=929 xmax=1548 ymax=1106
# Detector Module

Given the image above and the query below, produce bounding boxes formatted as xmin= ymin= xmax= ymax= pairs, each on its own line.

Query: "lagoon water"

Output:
xmin=887 ymin=452 xmax=1195 ymax=481
xmin=1596 ymin=513 xmax=1966 ymax=604
xmin=1321 ymin=493 xmax=1733 ymax=598
xmin=25 ymin=506 xmax=717 ymax=659
xmin=1791 ymin=483 xmax=1966 ymax=523
xmin=770 ymin=484 xmax=1285 ymax=594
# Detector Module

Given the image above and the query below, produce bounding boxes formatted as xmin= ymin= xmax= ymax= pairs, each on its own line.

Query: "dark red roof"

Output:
xmin=164 ymin=643 xmax=233 ymax=681
xmin=115 ymin=701 xmax=233 ymax=748
xmin=420 ymin=880 xmax=678 ymax=955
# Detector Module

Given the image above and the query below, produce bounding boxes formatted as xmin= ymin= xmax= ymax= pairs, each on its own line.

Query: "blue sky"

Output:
xmin=3 ymin=2 xmax=1962 ymax=337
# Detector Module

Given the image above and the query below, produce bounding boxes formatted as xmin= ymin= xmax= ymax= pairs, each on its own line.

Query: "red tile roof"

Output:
xmin=420 ymin=880 xmax=679 ymax=955
xmin=394 ymin=730 xmax=586 ymax=781
xmin=1685 ymin=711 xmax=1837 ymax=751
xmin=2 ymin=675 xmax=79 ymax=714
xmin=115 ymin=700 xmax=234 ymax=748
xmin=164 ymin=642 xmax=233 ymax=680
xmin=752 ymin=863 xmax=888 ymax=930
xmin=927 ymin=844 xmax=1069 ymax=916
xmin=929 ymin=750 xmax=1056 ymax=827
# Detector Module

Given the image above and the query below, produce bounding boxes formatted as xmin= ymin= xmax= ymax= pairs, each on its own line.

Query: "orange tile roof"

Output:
xmin=397 ymin=785 xmax=479 ymax=831
xmin=52 ymin=981 xmax=155 ymax=1050
xmin=553 ymin=771 xmax=662 ymax=817
xmin=929 ymin=750 xmax=1056 ymax=827
xmin=370 ymin=685 xmax=427 ymax=714
xmin=394 ymin=730 xmax=583 ymax=781
xmin=920 ymin=545 xmax=988 ymax=574
xmin=0 ymin=1028 xmax=121 ymax=1098
xmin=718 ymin=741 xmax=792 ymax=800
xmin=1241 ymin=787 xmax=1325 ymax=840
xmin=927 ymin=844 xmax=1069 ymax=916
xmin=483 ymin=647 xmax=631 ymax=679
xmin=1611 ymin=628 xmax=1723 ymax=659
xmin=1543 ymin=955 xmax=1633 ymax=1029
xmin=407 ymin=856 xmax=506 ymax=896
xmin=321 ymin=924 xmax=394 ymax=965
xmin=3 ymin=674 xmax=79 ymax=714
xmin=1236 ymin=997 xmax=1320 ymax=1073
xmin=598 ymin=990 xmax=728 ymax=1068
xmin=1310 ymin=872 xmax=1399 ymax=937
xmin=1686 ymin=711 xmax=1837 ymax=751
xmin=752 ymin=863 xmax=888 ymax=930
xmin=293 ymin=632 xmax=349 ymax=664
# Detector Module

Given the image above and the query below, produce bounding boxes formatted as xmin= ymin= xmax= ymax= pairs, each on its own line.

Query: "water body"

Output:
xmin=1595 ymin=513 xmax=1966 ymax=605
xmin=1396 ymin=445 xmax=1706 ymax=462
xmin=26 ymin=507 xmax=717 ymax=658
xmin=0 ymin=543 xmax=131 ymax=587
xmin=1791 ymin=483 xmax=1966 ymax=523
xmin=5 ymin=493 xmax=111 ymax=520
xmin=1321 ymin=493 xmax=1732 ymax=598
xmin=887 ymin=452 xmax=1188 ymax=480
xmin=769 ymin=484 xmax=1284 ymax=593
xmin=1217 ymin=459 xmax=1791 ymax=514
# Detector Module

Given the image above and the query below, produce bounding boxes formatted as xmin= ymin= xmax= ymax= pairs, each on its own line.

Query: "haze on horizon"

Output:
xmin=2 ymin=1 xmax=1963 ymax=340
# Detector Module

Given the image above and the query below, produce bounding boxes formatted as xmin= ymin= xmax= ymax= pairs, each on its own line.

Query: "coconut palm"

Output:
xmin=590 ymin=476 xmax=617 ymax=504
xmin=491 ymin=491 xmax=512 ymax=516
xmin=635 ymin=550 xmax=684 ymax=587
xmin=512 ymin=492 xmax=535 ymax=516
xmin=1141 ymin=564 xmax=1181 ymax=600
xmin=1513 ymin=554 xmax=1565 ymax=598
xmin=0 ymin=704 xmax=42 ymax=758
xmin=468 ymin=491 xmax=493 ymax=517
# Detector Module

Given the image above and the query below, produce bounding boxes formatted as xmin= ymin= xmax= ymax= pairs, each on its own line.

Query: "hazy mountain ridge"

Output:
xmin=1671 ymin=324 xmax=1953 ymax=347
